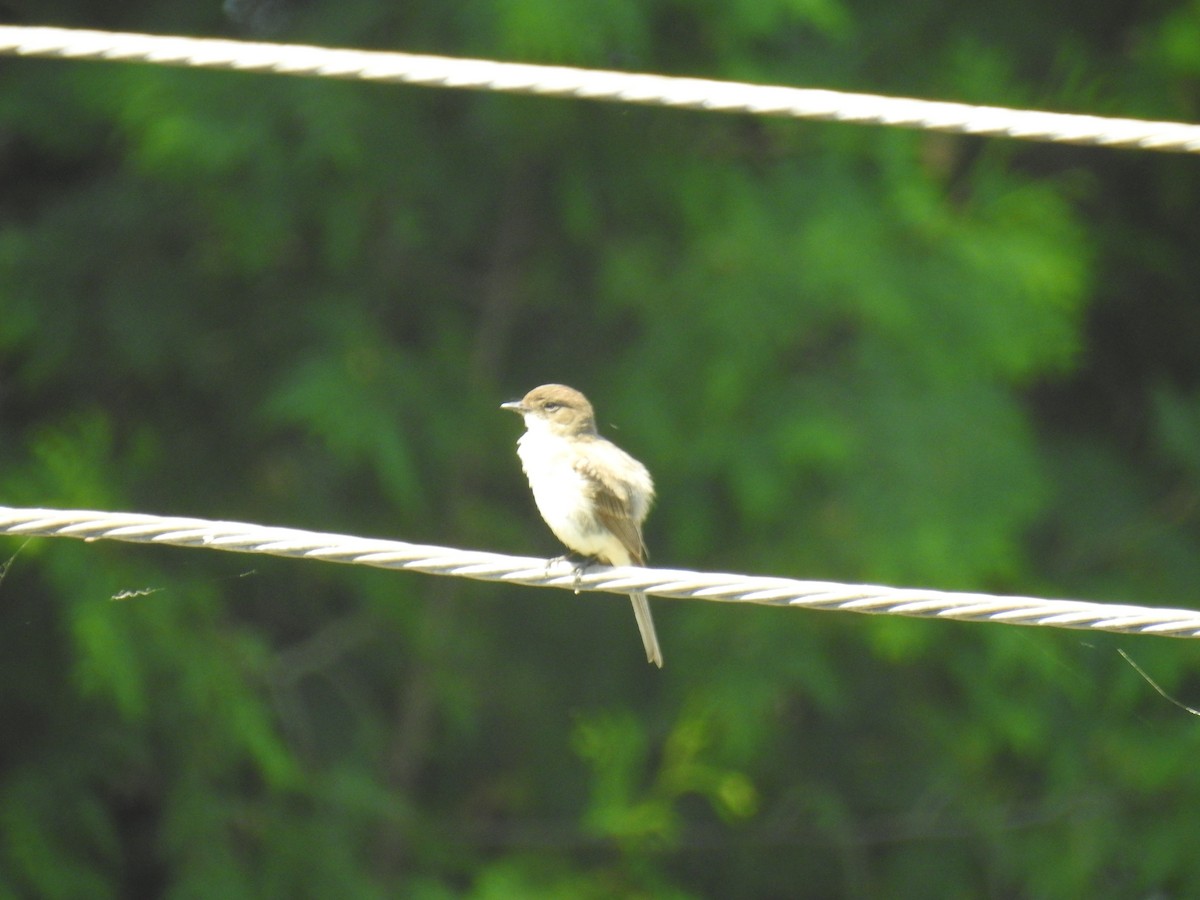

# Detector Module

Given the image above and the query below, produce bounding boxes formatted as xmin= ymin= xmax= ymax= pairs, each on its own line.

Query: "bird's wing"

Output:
xmin=574 ymin=452 xmax=648 ymax=565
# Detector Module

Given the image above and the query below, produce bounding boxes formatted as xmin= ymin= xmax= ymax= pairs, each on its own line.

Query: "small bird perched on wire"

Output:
xmin=502 ymin=384 xmax=663 ymax=667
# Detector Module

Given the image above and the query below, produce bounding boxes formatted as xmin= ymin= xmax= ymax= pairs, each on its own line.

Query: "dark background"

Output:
xmin=3 ymin=0 xmax=1200 ymax=895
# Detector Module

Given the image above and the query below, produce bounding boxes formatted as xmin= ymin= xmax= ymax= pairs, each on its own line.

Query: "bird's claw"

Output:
xmin=545 ymin=553 xmax=592 ymax=595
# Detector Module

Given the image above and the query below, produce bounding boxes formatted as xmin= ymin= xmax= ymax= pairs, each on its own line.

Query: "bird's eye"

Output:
xmin=543 ymin=402 xmax=560 ymax=411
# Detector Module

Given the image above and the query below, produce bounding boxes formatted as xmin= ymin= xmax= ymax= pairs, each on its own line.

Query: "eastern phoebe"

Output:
xmin=502 ymin=384 xmax=663 ymax=667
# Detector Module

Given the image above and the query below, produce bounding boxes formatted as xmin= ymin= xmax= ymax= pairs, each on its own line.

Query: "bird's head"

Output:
xmin=502 ymin=384 xmax=598 ymax=437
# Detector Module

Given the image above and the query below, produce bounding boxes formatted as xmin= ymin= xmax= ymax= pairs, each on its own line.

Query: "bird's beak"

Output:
xmin=500 ymin=400 xmax=525 ymax=414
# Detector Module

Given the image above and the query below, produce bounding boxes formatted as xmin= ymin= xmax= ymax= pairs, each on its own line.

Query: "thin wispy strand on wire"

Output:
xmin=1 ymin=25 xmax=1199 ymax=152
xmin=1 ymin=506 xmax=1199 ymax=639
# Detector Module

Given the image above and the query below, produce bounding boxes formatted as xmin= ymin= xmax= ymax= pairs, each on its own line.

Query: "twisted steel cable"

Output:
xmin=2 ymin=506 xmax=1199 ymax=638
xmin=2 ymin=25 xmax=1200 ymax=152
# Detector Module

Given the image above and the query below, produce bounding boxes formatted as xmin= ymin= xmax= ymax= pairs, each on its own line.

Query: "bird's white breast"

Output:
xmin=515 ymin=419 xmax=624 ymax=561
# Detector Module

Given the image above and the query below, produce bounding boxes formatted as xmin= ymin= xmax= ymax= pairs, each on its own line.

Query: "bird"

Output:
xmin=502 ymin=384 xmax=663 ymax=667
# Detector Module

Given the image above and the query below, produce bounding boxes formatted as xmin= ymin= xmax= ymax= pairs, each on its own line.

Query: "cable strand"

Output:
xmin=2 ymin=25 xmax=1199 ymax=152
xmin=2 ymin=505 xmax=1198 ymax=638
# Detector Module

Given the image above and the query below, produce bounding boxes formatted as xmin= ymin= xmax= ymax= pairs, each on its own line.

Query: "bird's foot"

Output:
xmin=546 ymin=553 xmax=594 ymax=595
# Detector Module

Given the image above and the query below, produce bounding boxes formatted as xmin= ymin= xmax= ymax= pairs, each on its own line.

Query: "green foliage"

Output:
xmin=2 ymin=0 xmax=1200 ymax=895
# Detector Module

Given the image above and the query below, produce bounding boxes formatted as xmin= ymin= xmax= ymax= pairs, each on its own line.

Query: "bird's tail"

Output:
xmin=629 ymin=590 xmax=663 ymax=668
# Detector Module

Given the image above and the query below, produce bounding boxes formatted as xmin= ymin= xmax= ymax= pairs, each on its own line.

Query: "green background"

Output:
xmin=3 ymin=0 xmax=1200 ymax=895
